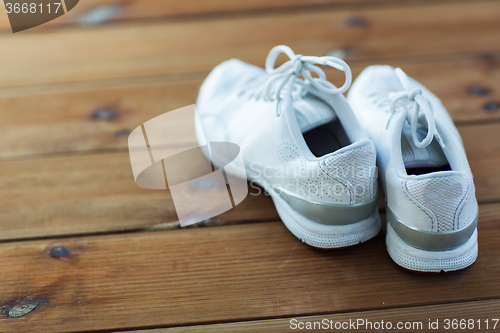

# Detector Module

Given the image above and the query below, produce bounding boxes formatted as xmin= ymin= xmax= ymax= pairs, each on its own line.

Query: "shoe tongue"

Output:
xmin=401 ymin=123 xmax=448 ymax=168
xmin=293 ymin=93 xmax=337 ymax=133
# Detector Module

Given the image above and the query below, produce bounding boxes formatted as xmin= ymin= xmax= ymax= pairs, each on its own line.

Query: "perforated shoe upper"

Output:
xmin=196 ymin=46 xmax=378 ymax=206
xmin=348 ymin=65 xmax=477 ymax=232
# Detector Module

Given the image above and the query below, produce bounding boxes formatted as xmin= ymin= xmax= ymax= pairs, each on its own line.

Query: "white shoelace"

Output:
xmin=249 ymin=45 xmax=352 ymax=102
xmin=389 ymin=68 xmax=445 ymax=149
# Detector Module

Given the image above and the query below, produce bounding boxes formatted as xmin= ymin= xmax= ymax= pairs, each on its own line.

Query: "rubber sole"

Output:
xmin=386 ymin=224 xmax=478 ymax=272
xmin=270 ymin=187 xmax=381 ymax=248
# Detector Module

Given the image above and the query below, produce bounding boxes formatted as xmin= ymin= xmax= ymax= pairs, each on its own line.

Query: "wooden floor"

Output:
xmin=0 ymin=0 xmax=499 ymax=332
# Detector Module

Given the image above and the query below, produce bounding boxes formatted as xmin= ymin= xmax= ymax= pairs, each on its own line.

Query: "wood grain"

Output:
xmin=0 ymin=1 xmax=496 ymax=332
xmin=0 ymin=151 xmax=279 ymax=241
xmin=137 ymin=299 xmax=500 ymax=332
xmin=0 ymin=203 xmax=498 ymax=332
xmin=0 ymin=0 xmax=461 ymax=32
xmin=0 ymin=0 xmax=443 ymax=30
xmin=0 ymin=53 xmax=499 ymax=159
xmin=0 ymin=122 xmax=498 ymax=241
xmin=0 ymin=1 xmax=497 ymax=87
xmin=462 ymin=124 xmax=500 ymax=202
xmin=0 ymin=77 xmax=201 ymax=159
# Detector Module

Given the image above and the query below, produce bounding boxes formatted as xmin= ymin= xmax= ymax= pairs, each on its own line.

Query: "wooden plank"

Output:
xmin=0 ymin=77 xmax=201 ymax=159
xmin=0 ymin=0 xmax=450 ymax=32
xmin=0 ymin=203 xmax=498 ymax=332
xmin=0 ymin=122 xmax=498 ymax=241
xmin=0 ymin=0 xmax=468 ymax=32
xmin=0 ymin=53 xmax=499 ymax=159
xmin=0 ymin=151 xmax=279 ymax=241
xmin=0 ymin=1 xmax=498 ymax=87
xmin=462 ymin=124 xmax=500 ymax=202
xmin=136 ymin=299 xmax=500 ymax=332
xmin=396 ymin=54 xmax=500 ymax=125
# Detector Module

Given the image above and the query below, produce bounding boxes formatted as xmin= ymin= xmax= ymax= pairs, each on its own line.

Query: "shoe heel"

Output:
xmin=271 ymin=188 xmax=381 ymax=248
xmin=385 ymin=206 xmax=478 ymax=272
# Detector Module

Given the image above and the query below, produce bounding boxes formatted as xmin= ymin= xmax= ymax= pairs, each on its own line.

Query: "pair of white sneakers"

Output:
xmin=195 ymin=45 xmax=478 ymax=273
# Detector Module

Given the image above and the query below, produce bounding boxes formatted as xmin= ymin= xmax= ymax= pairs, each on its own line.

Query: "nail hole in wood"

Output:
xmin=49 ymin=246 xmax=70 ymax=258
xmin=5 ymin=300 xmax=38 ymax=318
xmin=468 ymin=86 xmax=490 ymax=96
xmin=483 ymin=101 xmax=500 ymax=113
xmin=115 ymin=129 xmax=130 ymax=137
xmin=345 ymin=16 xmax=368 ymax=27
xmin=92 ymin=108 xmax=117 ymax=120
xmin=79 ymin=4 xmax=123 ymax=25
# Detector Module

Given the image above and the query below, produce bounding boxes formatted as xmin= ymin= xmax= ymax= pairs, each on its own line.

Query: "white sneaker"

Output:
xmin=196 ymin=46 xmax=380 ymax=248
xmin=348 ymin=65 xmax=478 ymax=272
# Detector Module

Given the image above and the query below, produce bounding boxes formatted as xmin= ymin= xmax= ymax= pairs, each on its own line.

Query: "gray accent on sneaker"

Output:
xmin=277 ymin=188 xmax=379 ymax=226
xmin=386 ymin=205 xmax=478 ymax=251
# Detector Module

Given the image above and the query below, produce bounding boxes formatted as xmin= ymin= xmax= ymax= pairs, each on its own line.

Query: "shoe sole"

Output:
xmin=267 ymin=184 xmax=381 ymax=248
xmin=385 ymin=205 xmax=478 ymax=272
xmin=386 ymin=223 xmax=478 ymax=272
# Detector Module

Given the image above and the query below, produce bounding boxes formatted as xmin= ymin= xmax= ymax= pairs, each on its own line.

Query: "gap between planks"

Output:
xmin=0 ymin=0 xmax=480 ymax=33
xmin=0 ymin=132 xmax=497 ymax=240
xmin=0 ymin=52 xmax=498 ymax=161
xmin=0 ymin=206 xmax=499 ymax=332
xmin=0 ymin=1 xmax=497 ymax=87
xmin=123 ymin=298 xmax=500 ymax=333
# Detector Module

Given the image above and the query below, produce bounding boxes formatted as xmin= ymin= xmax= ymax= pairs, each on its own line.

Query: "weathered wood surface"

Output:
xmin=0 ymin=204 xmax=498 ymax=332
xmin=0 ymin=122 xmax=498 ymax=241
xmin=0 ymin=151 xmax=280 ymax=241
xmin=0 ymin=0 xmax=498 ymax=332
xmin=138 ymin=299 xmax=500 ymax=332
xmin=0 ymin=1 xmax=497 ymax=87
xmin=0 ymin=53 xmax=498 ymax=159
xmin=0 ymin=0 xmax=466 ymax=31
